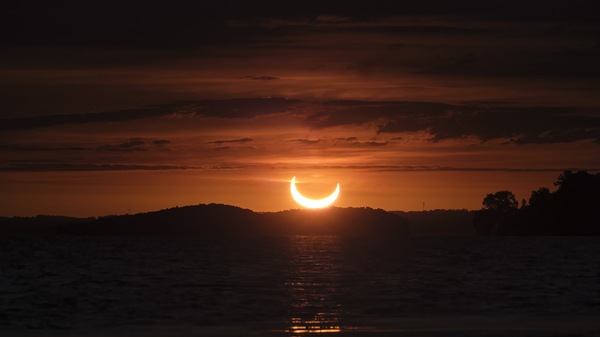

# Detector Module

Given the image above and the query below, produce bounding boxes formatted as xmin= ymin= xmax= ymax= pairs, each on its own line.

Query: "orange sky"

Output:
xmin=1 ymin=2 xmax=600 ymax=216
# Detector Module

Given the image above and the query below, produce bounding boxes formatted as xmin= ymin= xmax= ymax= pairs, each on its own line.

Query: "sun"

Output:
xmin=290 ymin=176 xmax=339 ymax=208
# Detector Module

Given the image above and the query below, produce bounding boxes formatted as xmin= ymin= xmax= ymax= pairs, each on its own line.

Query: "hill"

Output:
xmin=2 ymin=204 xmax=410 ymax=236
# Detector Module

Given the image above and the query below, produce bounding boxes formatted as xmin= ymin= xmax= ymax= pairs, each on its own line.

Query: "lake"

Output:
xmin=1 ymin=236 xmax=600 ymax=336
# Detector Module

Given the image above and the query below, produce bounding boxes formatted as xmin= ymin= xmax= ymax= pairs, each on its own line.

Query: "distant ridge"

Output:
xmin=1 ymin=204 xmax=410 ymax=236
xmin=0 ymin=215 xmax=95 ymax=235
xmin=390 ymin=210 xmax=475 ymax=236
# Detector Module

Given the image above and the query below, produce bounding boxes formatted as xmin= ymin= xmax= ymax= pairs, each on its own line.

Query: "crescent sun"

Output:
xmin=290 ymin=176 xmax=339 ymax=208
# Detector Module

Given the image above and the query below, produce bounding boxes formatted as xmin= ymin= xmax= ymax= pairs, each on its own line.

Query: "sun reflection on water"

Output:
xmin=285 ymin=315 xmax=341 ymax=334
xmin=279 ymin=236 xmax=345 ymax=336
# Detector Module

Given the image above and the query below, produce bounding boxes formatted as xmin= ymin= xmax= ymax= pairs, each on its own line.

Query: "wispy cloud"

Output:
xmin=96 ymin=144 xmax=146 ymax=152
xmin=5 ymin=161 xmax=590 ymax=173
xmin=288 ymin=165 xmax=600 ymax=173
xmin=0 ymin=145 xmax=88 ymax=152
xmin=287 ymin=138 xmax=321 ymax=144
xmin=333 ymin=137 xmax=358 ymax=142
xmin=0 ymin=99 xmax=299 ymax=131
xmin=243 ymin=76 xmax=280 ymax=81
xmin=331 ymin=137 xmax=388 ymax=146
xmin=363 ymin=141 xmax=389 ymax=146
xmin=206 ymin=137 xmax=253 ymax=144
xmin=0 ymin=164 xmax=195 ymax=172
xmin=118 ymin=138 xmax=145 ymax=148
xmin=309 ymin=101 xmax=600 ymax=144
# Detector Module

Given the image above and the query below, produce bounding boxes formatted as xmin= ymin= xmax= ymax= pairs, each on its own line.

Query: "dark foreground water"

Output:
xmin=1 ymin=236 xmax=600 ymax=337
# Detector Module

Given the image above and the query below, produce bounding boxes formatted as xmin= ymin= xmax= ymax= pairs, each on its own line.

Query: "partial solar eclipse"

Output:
xmin=290 ymin=176 xmax=339 ymax=208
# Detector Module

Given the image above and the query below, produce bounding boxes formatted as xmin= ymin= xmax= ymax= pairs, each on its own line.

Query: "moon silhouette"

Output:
xmin=290 ymin=176 xmax=339 ymax=208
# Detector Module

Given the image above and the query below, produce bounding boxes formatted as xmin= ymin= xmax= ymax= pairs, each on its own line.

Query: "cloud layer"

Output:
xmin=7 ymin=99 xmax=598 ymax=145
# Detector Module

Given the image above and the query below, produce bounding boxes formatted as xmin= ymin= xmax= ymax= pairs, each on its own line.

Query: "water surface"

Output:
xmin=1 ymin=236 xmax=600 ymax=336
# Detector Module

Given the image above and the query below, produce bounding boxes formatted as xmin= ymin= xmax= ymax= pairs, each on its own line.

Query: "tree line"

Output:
xmin=474 ymin=171 xmax=600 ymax=235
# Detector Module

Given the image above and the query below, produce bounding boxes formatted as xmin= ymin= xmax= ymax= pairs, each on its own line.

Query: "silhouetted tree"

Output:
xmin=554 ymin=171 xmax=600 ymax=208
xmin=552 ymin=171 xmax=600 ymax=235
xmin=529 ymin=187 xmax=553 ymax=208
xmin=483 ymin=190 xmax=518 ymax=213
xmin=520 ymin=198 xmax=527 ymax=208
xmin=521 ymin=187 xmax=558 ymax=235
xmin=474 ymin=171 xmax=600 ymax=236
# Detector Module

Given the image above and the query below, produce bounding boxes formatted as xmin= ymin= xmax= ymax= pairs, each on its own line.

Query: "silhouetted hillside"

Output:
xmin=0 ymin=215 xmax=96 ymax=235
xmin=56 ymin=204 xmax=409 ymax=236
xmin=390 ymin=210 xmax=475 ymax=236
xmin=261 ymin=207 xmax=409 ymax=236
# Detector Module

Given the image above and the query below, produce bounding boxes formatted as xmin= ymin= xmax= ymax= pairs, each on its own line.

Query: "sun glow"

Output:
xmin=290 ymin=176 xmax=339 ymax=208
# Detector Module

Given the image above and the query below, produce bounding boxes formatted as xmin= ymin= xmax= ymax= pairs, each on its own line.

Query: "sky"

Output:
xmin=1 ymin=0 xmax=600 ymax=216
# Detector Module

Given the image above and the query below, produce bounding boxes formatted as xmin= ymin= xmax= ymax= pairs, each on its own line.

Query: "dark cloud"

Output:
xmin=3 ymin=1 xmax=598 ymax=50
xmin=363 ymin=141 xmax=389 ymax=146
xmin=333 ymin=137 xmax=358 ymax=142
xmin=511 ymin=129 xmax=600 ymax=145
xmin=0 ymin=163 xmax=194 ymax=172
xmin=309 ymin=101 xmax=455 ymax=128
xmin=153 ymin=140 xmax=171 ymax=145
xmin=288 ymin=139 xmax=321 ymax=144
xmin=243 ymin=76 xmax=280 ymax=81
xmin=96 ymin=145 xmax=146 ymax=152
xmin=330 ymin=137 xmax=389 ymax=146
xmin=0 ymin=145 xmax=87 ymax=152
xmin=312 ymin=101 xmax=600 ymax=144
xmin=260 ymin=25 xmax=481 ymax=41
xmin=386 ymin=44 xmax=405 ymax=52
xmin=1 ymin=139 xmax=153 ymax=153
xmin=2 ymin=160 xmax=598 ymax=173
xmin=298 ymin=165 xmax=600 ymax=172
xmin=411 ymin=45 xmax=600 ymax=79
xmin=387 ymin=107 xmax=600 ymax=144
xmin=96 ymin=138 xmax=148 ymax=152
xmin=284 ymin=137 xmax=388 ymax=146
xmin=459 ymin=101 xmax=516 ymax=106
xmin=346 ymin=25 xmax=480 ymax=36
xmin=3 ymin=98 xmax=600 ymax=146
xmin=119 ymin=139 xmax=145 ymax=148
xmin=456 ymin=53 xmax=477 ymax=65
xmin=7 ymin=159 xmax=64 ymax=163
xmin=207 ymin=138 xmax=253 ymax=144
xmin=212 ymin=145 xmax=256 ymax=151
xmin=334 ymin=137 xmax=387 ymax=145
xmin=0 ymin=98 xmax=299 ymax=131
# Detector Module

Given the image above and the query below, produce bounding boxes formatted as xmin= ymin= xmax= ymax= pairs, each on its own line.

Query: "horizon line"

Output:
xmin=0 ymin=203 xmax=477 ymax=219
